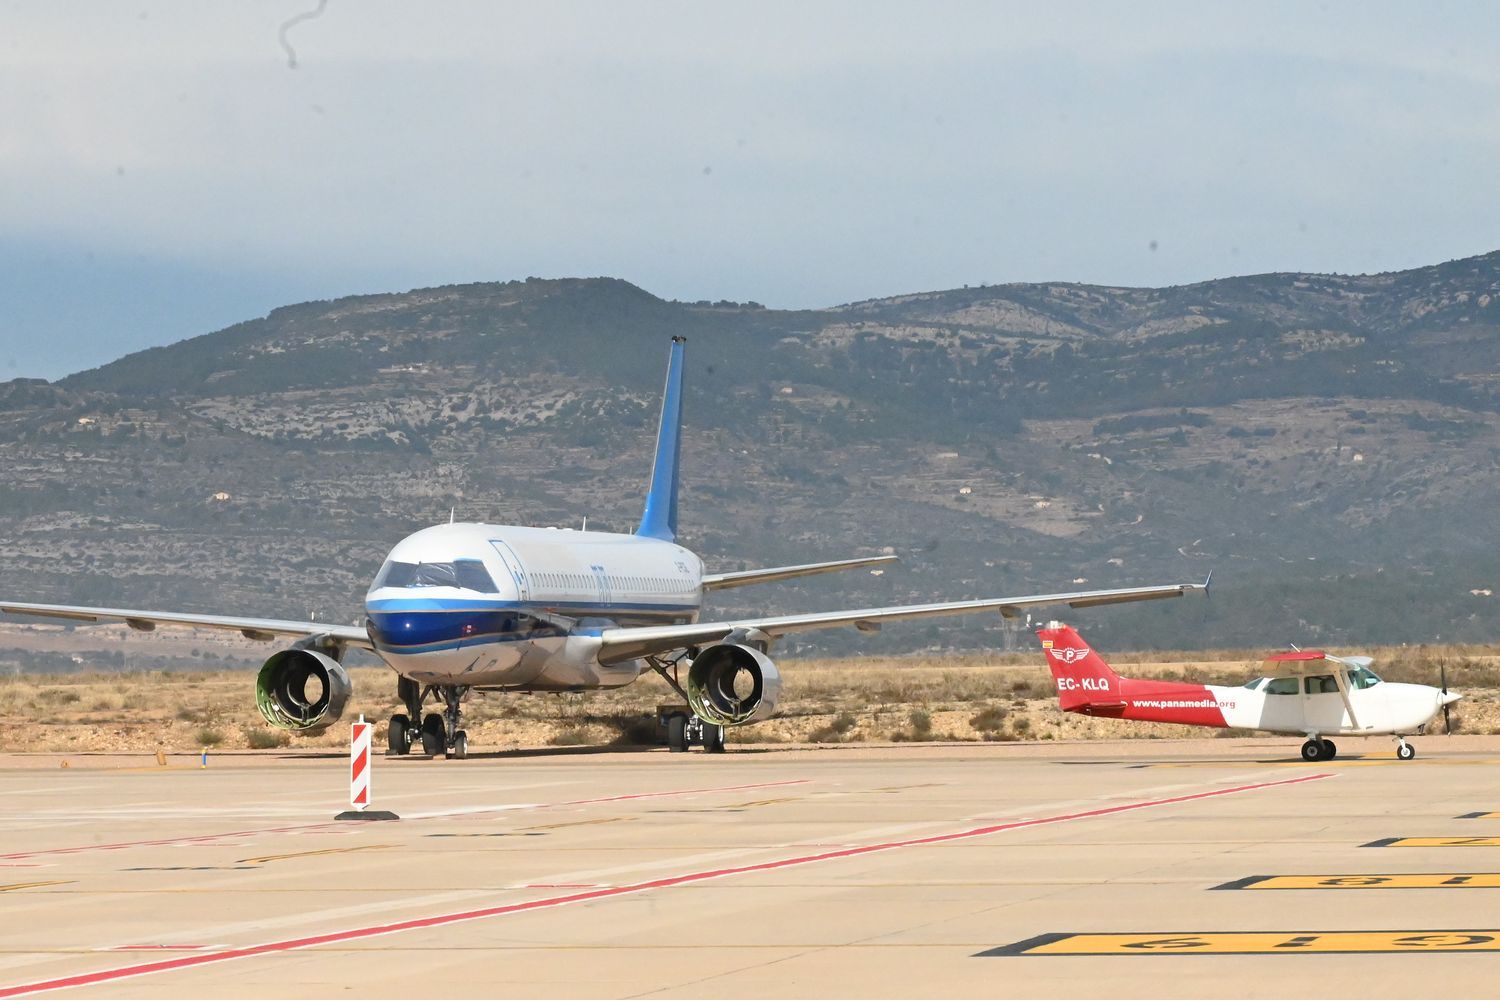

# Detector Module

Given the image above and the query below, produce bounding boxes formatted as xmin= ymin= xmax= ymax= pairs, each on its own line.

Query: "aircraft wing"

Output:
xmin=0 ymin=601 xmax=373 ymax=649
xmin=701 ymin=556 xmax=898 ymax=591
xmin=596 ymin=580 xmax=1207 ymax=664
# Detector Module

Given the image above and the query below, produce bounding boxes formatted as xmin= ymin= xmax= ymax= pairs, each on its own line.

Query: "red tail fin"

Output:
xmin=1037 ymin=622 xmax=1121 ymax=711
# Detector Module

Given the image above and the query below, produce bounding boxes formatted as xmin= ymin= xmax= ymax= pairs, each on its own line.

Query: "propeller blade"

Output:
xmin=1441 ymin=662 xmax=1449 ymax=695
xmin=1444 ymin=702 xmax=1453 ymax=735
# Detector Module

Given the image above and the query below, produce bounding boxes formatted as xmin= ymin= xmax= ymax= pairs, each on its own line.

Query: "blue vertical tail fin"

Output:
xmin=636 ymin=336 xmax=686 ymax=542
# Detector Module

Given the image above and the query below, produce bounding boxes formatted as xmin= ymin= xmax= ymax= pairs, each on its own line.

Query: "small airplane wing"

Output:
xmin=597 ymin=580 xmax=1207 ymax=664
xmin=0 ymin=601 xmax=373 ymax=649
xmin=701 ymin=556 xmax=898 ymax=591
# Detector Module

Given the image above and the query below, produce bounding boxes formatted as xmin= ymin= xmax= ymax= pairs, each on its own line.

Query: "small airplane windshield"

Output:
xmin=376 ymin=559 xmax=497 ymax=592
xmin=1348 ymin=666 xmax=1383 ymax=689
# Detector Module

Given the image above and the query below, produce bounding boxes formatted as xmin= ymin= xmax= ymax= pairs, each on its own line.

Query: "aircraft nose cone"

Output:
xmin=1442 ymin=690 xmax=1463 ymax=706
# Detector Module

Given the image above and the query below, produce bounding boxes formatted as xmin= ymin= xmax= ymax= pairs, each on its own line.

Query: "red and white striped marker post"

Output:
xmin=335 ymin=715 xmax=399 ymax=821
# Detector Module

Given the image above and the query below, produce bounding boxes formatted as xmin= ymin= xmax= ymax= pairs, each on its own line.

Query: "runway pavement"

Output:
xmin=1 ymin=736 xmax=1499 ymax=999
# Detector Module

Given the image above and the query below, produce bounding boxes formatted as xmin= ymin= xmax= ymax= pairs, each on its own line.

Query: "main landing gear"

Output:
xmin=659 ymin=706 xmax=726 ymax=754
xmin=387 ymin=678 xmax=470 ymax=760
xmin=1300 ymin=737 xmax=1338 ymax=762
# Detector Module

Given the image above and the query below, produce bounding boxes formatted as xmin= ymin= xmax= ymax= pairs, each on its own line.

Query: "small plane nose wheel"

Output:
xmin=1396 ymin=739 xmax=1416 ymax=761
xmin=1300 ymin=738 xmax=1325 ymax=762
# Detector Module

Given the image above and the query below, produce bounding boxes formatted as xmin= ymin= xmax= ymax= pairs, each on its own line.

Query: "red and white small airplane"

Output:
xmin=1037 ymin=622 xmax=1461 ymax=761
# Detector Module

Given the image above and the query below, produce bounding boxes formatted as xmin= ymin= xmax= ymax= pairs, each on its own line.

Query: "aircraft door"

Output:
xmin=489 ymin=541 xmax=531 ymax=601
xmin=1300 ymin=673 xmax=1347 ymax=732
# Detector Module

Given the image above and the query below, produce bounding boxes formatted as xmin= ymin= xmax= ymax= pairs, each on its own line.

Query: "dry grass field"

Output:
xmin=3 ymin=642 xmax=1499 ymax=754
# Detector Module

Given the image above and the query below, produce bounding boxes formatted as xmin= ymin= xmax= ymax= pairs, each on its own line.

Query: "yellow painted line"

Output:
xmin=983 ymin=931 xmax=1500 ymax=956
xmin=0 ymin=880 xmax=73 ymax=892
xmin=520 ymin=817 xmax=632 ymax=832
xmin=239 ymin=845 xmax=390 ymax=865
xmin=1143 ymin=759 xmax=1500 ymax=769
xmin=1364 ymin=837 xmax=1500 ymax=848
xmin=1218 ymin=873 xmax=1500 ymax=890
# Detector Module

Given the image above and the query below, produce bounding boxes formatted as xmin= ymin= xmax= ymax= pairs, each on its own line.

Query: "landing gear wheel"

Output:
xmin=701 ymin=722 xmax=726 ymax=754
xmin=1300 ymin=739 xmax=1324 ymax=762
xmin=1320 ymin=739 xmax=1337 ymax=760
xmin=387 ymin=714 xmax=411 ymax=756
xmin=449 ymin=730 xmax=468 ymax=760
xmin=1397 ymin=741 xmax=1416 ymax=761
xmin=667 ymin=714 xmax=688 ymax=753
xmin=421 ymin=713 xmax=446 ymax=756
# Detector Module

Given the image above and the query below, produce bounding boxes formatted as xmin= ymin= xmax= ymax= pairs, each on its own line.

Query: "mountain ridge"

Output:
xmin=4 ymin=250 xmax=1500 ymax=660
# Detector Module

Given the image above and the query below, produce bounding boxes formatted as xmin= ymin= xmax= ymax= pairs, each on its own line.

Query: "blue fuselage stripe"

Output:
xmin=364 ymin=600 xmax=695 ymax=654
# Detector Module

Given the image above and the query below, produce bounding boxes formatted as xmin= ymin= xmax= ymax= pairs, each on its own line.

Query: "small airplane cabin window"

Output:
xmin=1264 ymin=677 xmax=1300 ymax=695
xmin=1242 ymin=677 xmax=1266 ymax=690
xmin=1304 ymin=674 xmax=1339 ymax=694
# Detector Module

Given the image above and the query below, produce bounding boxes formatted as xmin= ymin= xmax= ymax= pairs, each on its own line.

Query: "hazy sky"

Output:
xmin=4 ymin=1 xmax=1498 ymax=380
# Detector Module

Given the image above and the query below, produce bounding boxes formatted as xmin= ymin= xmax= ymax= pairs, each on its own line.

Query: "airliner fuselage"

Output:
xmin=366 ymin=523 xmax=701 ymax=689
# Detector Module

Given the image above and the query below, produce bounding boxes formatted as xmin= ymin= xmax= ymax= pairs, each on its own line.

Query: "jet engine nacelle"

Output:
xmin=254 ymin=649 xmax=352 ymax=734
xmin=686 ymin=642 xmax=782 ymax=726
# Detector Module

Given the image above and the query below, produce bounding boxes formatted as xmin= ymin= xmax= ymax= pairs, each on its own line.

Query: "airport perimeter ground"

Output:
xmin=4 ymin=737 xmax=1500 ymax=999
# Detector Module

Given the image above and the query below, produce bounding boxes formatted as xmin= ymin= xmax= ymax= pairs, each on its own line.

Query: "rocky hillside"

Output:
xmin=4 ymin=251 xmax=1500 ymax=659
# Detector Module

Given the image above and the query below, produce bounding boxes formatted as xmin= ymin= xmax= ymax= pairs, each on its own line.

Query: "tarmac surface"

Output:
xmin=2 ymin=736 xmax=1499 ymax=998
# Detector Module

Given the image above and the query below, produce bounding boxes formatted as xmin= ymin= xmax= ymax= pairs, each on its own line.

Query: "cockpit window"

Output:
xmin=376 ymin=559 xmax=497 ymax=593
xmin=1264 ymin=677 xmax=1300 ymax=695
xmin=1349 ymin=666 xmax=1383 ymax=689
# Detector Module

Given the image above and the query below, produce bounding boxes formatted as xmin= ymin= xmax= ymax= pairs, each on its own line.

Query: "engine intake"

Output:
xmin=686 ymin=642 xmax=782 ymax=726
xmin=255 ymin=649 xmax=351 ymax=734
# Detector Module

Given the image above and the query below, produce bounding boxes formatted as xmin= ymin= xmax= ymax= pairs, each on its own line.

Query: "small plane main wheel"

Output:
xmin=701 ymin=722 xmax=726 ymax=754
xmin=449 ymin=730 xmax=468 ymax=760
xmin=1300 ymin=739 xmax=1324 ymax=762
xmin=421 ymin=713 xmax=446 ymax=756
xmin=1321 ymin=739 xmax=1337 ymax=760
xmin=387 ymin=714 xmax=412 ymax=756
xmin=667 ymin=714 xmax=688 ymax=753
xmin=1397 ymin=742 xmax=1416 ymax=761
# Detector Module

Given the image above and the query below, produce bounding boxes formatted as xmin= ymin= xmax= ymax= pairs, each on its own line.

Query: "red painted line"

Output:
xmin=0 ymin=772 xmax=1330 ymax=998
xmin=0 ymin=779 xmax=811 ymax=861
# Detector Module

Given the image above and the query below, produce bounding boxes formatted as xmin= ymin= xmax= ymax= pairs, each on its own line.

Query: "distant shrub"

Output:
xmin=246 ymin=729 xmax=290 ymax=749
xmin=196 ymin=727 xmax=224 ymax=747
xmin=908 ymin=709 xmax=933 ymax=737
xmin=549 ymin=727 xmax=593 ymax=746
xmin=810 ymin=711 xmax=859 ymax=743
xmin=970 ymin=705 xmax=1009 ymax=733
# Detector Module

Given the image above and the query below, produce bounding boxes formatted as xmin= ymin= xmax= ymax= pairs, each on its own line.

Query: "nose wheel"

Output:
xmin=1396 ymin=738 xmax=1416 ymax=760
xmin=390 ymin=680 xmax=472 ymax=759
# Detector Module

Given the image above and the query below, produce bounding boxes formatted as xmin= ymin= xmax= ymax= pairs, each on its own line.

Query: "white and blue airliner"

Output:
xmin=2 ymin=338 xmax=1205 ymax=757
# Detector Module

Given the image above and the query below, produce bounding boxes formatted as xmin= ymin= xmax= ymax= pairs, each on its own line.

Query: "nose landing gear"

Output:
xmin=386 ymin=678 xmax=470 ymax=759
xmin=1396 ymin=737 xmax=1416 ymax=760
